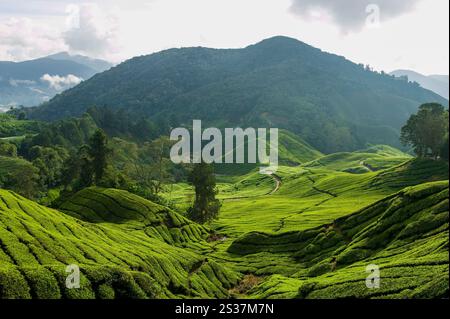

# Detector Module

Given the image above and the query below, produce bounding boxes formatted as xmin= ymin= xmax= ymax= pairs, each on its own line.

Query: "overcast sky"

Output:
xmin=0 ymin=0 xmax=448 ymax=75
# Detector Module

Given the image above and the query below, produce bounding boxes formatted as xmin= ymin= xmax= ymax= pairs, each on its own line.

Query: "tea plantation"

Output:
xmin=0 ymin=145 xmax=448 ymax=299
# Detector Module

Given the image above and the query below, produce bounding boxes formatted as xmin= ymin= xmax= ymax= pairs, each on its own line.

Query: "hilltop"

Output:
xmin=29 ymin=36 xmax=447 ymax=153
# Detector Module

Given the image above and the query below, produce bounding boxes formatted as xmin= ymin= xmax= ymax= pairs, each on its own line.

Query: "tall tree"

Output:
xmin=134 ymin=137 xmax=172 ymax=196
xmin=401 ymin=103 xmax=449 ymax=159
xmin=187 ymin=162 xmax=221 ymax=224
xmin=88 ymin=129 xmax=110 ymax=184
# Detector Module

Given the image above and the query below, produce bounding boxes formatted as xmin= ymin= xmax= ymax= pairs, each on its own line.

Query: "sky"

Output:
xmin=0 ymin=0 xmax=448 ymax=75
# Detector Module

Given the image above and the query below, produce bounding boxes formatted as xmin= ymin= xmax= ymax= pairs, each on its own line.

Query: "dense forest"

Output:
xmin=27 ymin=37 xmax=448 ymax=154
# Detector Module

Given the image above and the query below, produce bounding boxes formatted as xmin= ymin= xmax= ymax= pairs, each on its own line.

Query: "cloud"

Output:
xmin=290 ymin=0 xmax=421 ymax=32
xmin=0 ymin=17 xmax=66 ymax=61
xmin=40 ymin=74 xmax=83 ymax=90
xmin=0 ymin=3 xmax=120 ymax=61
xmin=63 ymin=3 xmax=120 ymax=58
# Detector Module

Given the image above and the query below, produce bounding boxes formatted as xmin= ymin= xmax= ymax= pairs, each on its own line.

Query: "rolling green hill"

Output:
xmin=1 ymin=177 xmax=447 ymax=299
xmin=29 ymin=36 xmax=448 ymax=153
xmin=0 ymin=143 xmax=448 ymax=299
xmin=214 ymin=129 xmax=323 ymax=175
xmin=0 ymin=113 xmax=42 ymax=138
xmin=0 ymin=187 xmax=240 ymax=299
xmin=229 ymin=181 xmax=449 ymax=299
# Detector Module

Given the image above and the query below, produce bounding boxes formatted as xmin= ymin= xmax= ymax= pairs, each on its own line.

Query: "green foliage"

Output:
xmin=0 ymin=113 xmax=42 ymax=138
xmin=0 ymin=141 xmax=448 ymax=299
xmin=0 ymin=141 xmax=17 ymax=157
xmin=187 ymin=163 xmax=221 ymax=224
xmin=0 ymin=187 xmax=239 ymax=299
xmin=401 ymin=103 xmax=449 ymax=158
xmin=86 ymin=106 xmax=161 ymax=142
xmin=29 ymin=37 xmax=447 ymax=153
xmin=88 ymin=129 xmax=110 ymax=185
xmin=29 ymin=145 xmax=69 ymax=189
xmin=20 ymin=113 xmax=98 ymax=152
xmin=0 ymin=156 xmax=39 ymax=199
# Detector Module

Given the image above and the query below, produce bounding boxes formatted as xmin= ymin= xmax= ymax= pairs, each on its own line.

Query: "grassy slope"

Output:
xmin=303 ymin=145 xmax=411 ymax=173
xmin=0 ymin=145 xmax=448 ymax=299
xmin=0 ymin=187 xmax=240 ymax=299
xmin=0 ymin=114 xmax=41 ymax=139
xmin=214 ymin=129 xmax=323 ymax=175
xmin=228 ymin=181 xmax=448 ymax=299
xmin=161 ymin=146 xmax=448 ymax=299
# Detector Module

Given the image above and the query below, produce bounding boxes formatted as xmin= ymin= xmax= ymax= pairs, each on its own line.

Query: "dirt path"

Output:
xmin=268 ymin=174 xmax=282 ymax=195
xmin=223 ymin=173 xmax=282 ymax=202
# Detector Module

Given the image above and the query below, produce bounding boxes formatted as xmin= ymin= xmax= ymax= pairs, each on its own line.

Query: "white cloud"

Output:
xmin=0 ymin=0 xmax=447 ymax=75
xmin=40 ymin=74 xmax=83 ymax=90
xmin=0 ymin=3 xmax=120 ymax=61
xmin=0 ymin=17 xmax=66 ymax=61
xmin=63 ymin=4 xmax=120 ymax=58
xmin=290 ymin=0 xmax=422 ymax=33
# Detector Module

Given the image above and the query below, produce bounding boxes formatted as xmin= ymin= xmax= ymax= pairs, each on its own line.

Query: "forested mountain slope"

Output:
xmin=29 ymin=36 xmax=448 ymax=153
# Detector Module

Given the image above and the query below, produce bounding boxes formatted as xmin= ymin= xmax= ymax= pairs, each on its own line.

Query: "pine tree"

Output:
xmin=88 ymin=129 xmax=110 ymax=185
xmin=187 ymin=162 xmax=221 ymax=224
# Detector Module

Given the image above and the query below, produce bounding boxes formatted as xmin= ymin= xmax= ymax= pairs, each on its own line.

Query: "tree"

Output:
xmin=0 ymin=166 xmax=39 ymax=199
xmin=0 ymin=141 xmax=17 ymax=157
xmin=134 ymin=137 xmax=172 ymax=196
xmin=88 ymin=129 xmax=110 ymax=184
xmin=401 ymin=103 xmax=449 ymax=159
xmin=60 ymin=130 xmax=110 ymax=191
xmin=61 ymin=152 xmax=82 ymax=190
xmin=187 ymin=162 xmax=221 ymax=224
xmin=78 ymin=145 xmax=95 ymax=189
xmin=29 ymin=146 xmax=69 ymax=189
xmin=18 ymin=111 xmax=26 ymax=121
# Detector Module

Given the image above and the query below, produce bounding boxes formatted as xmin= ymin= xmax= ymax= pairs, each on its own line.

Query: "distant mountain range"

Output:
xmin=29 ymin=36 xmax=448 ymax=153
xmin=0 ymin=53 xmax=112 ymax=109
xmin=390 ymin=70 xmax=449 ymax=99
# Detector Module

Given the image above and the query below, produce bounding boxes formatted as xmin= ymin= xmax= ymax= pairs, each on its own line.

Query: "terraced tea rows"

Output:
xmin=0 ymin=145 xmax=448 ymax=299
xmin=0 ymin=188 xmax=240 ymax=299
xmin=233 ymin=181 xmax=449 ymax=299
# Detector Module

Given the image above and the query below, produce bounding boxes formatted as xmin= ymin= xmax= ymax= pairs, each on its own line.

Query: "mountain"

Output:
xmin=29 ymin=36 xmax=448 ymax=153
xmin=0 ymin=53 xmax=112 ymax=108
xmin=390 ymin=69 xmax=449 ymax=99
xmin=45 ymin=52 xmax=112 ymax=74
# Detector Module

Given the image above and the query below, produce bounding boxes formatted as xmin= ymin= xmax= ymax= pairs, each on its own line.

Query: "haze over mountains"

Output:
xmin=390 ymin=70 xmax=449 ymax=99
xmin=29 ymin=36 xmax=448 ymax=153
xmin=0 ymin=53 xmax=112 ymax=109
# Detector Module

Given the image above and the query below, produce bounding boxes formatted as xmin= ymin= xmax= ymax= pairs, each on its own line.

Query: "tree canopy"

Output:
xmin=187 ymin=162 xmax=221 ymax=224
xmin=401 ymin=103 xmax=449 ymax=159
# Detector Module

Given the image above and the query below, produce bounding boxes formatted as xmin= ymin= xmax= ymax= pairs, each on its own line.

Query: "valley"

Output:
xmin=1 ymin=143 xmax=448 ymax=299
xmin=0 ymin=36 xmax=448 ymax=301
